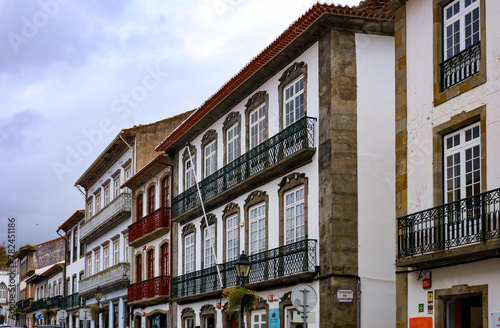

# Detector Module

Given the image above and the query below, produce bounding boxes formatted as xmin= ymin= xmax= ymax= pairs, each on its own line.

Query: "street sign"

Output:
xmin=336 ymin=289 xmax=354 ymax=303
xmin=35 ymin=311 xmax=44 ymax=320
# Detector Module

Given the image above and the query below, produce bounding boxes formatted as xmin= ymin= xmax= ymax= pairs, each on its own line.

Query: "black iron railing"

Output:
xmin=172 ymin=239 xmax=317 ymax=298
xmin=441 ymin=42 xmax=481 ymax=91
xmin=398 ymin=188 xmax=500 ymax=258
xmin=61 ymin=293 xmax=80 ymax=309
xmin=173 ymin=116 xmax=316 ymax=218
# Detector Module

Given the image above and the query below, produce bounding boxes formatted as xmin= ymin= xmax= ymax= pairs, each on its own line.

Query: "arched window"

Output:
xmin=160 ymin=244 xmax=168 ymax=276
xmin=148 ymin=186 xmax=155 ymax=214
xmin=136 ymin=194 xmax=143 ymax=220
xmin=147 ymin=249 xmax=154 ymax=280
xmin=0 ymin=283 xmax=7 ymax=298
xmin=162 ymin=177 xmax=170 ymax=208
xmin=136 ymin=254 xmax=142 ymax=283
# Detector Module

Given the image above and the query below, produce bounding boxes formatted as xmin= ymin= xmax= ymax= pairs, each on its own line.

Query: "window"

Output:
xmin=147 ymin=249 xmax=154 ymax=279
xmin=136 ymin=254 xmax=143 ymax=282
xmin=249 ymin=203 xmax=266 ymax=255
xmin=103 ymin=246 xmax=109 ymax=270
xmin=73 ymin=231 xmax=78 ymax=261
xmin=162 ymin=176 xmax=170 ymax=208
xmin=72 ymin=276 xmax=77 ymax=294
xmin=204 ymin=225 xmax=216 ymax=268
xmin=136 ymin=194 xmax=143 ymax=220
xmin=161 ymin=243 xmax=168 ymax=276
xmin=87 ymin=199 xmax=93 ymax=218
xmin=444 ymin=122 xmax=481 ymax=202
xmin=104 ymin=186 xmax=110 ymax=206
xmin=185 ymin=233 xmax=195 ymax=273
xmin=80 ymin=242 xmax=85 ymax=257
xmin=58 ymin=281 xmax=62 ymax=295
xmin=95 ymin=192 xmax=101 ymax=213
xmin=204 ymin=140 xmax=217 ymax=178
xmin=443 ymin=0 xmax=480 ymax=60
xmin=125 ymin=165 xmax=132 ymax=181
xmin=48 ymin=285 xmax=52 ymax=297
xmin=113 ymin=241 xmax=119 ymax=265
xmin=185 ymin=157 xmax=196 ymax=189
xmin=148 ymin=186 xmax=155 ymax=214
xmin=284 ymin=186 xmax=305 ymax=244
xmin=252 ymin=311 xmax=266 ymax=328
xmin=249 ymin=104 xmax=267 ymax=149
xmin=86 ymin=255 xmax=92 ymax=276
xmin=284 ymin=76 xmax=305 ymax=127
xmin=184 ymin=318 xmax=194 ymax=328
xmin=124 ymin=236 xmax=129 ymax=263
xmin=226 ymin=214 xmax=239 ymax=262
xmin=95 ymin=251 xmax=100 ymax=273
xmin=227 ymin=123 xmax=240 ymax=164
xmin=0 ymin=283 xmax=7 ymax=298
xmin=114 ymin=177 xmax=120 ymax=199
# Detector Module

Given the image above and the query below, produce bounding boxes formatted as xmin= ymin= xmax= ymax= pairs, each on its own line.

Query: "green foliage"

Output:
xmin=89 ymin=303 xmax=108 ymax=322
xmin=0 ymin=243 xmax=8 ymax=267
xmin=222 ymin=287 xmax=261 ymax=318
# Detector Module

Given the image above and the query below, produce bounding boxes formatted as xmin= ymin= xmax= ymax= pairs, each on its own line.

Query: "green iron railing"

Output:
xmin=398 ymin=187 xmax=500 ymax=258
xmin=173 ymin=116 xmax=316 ymax=218
xmin=61 ymin=293 xmax=80 ymax=309
xmin=172 ymin=239 xmax=317 ymax=299
xmin=31 ymin=299 xmax=45 ymax=312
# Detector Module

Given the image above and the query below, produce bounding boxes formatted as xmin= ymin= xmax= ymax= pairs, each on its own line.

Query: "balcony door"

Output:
xmin=162 ymin=177 xmax=170 ymax=208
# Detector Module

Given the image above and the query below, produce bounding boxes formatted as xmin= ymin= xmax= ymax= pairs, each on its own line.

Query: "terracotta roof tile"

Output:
xmin=156 ymin=1 xmax=393 ymax=151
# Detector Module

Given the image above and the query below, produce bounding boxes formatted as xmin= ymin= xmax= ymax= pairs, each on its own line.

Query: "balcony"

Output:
xmin=80 ymin=193 xmax=132 ymax=243
xmin=441 ymin=42 xmax=480 ymax=91
xmin=30 ymin=296 xmax=62 ymax=312
xmin=31 ymin=299 xmax=44 ymax=312
xmin=79 ymin=263 xmax=130 ymax=297
xmin=173 ymin=116 xmax=316 ymax=222
xmin=172 ymin=239 xmax=317 ymax=301
xmin=16 ymin=298 xmax=32 ymax=312
xmin=397 ymin=188 xmax=500 ymax=268
xmin=61 ymin=293 xmax=80 ymax=309
xmin=128 ymin=276 xmax=170 ymax=306
xmin=129 ymin=207 xmax=171 ymax=247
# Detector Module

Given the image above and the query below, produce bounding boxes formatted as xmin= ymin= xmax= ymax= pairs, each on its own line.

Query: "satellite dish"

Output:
xmin=291 ymin=284 xmax=317 ymax=313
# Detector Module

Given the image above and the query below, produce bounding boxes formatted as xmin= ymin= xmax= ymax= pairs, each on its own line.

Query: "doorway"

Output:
xmin=444 ymin=295 xmax=482 ymax=328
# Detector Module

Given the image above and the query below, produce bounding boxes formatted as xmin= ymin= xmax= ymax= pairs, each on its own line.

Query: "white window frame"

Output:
xmin=204 ymin=225 xmax=216 ymax=269
xmin=443 ymin=0 xmax=480 ymax=60
xmin=284 ymin=186 xmax=306 ymax=244
xmin=185 ymin=233 xmax=195 ymax=274
xmin=249 ymin=203 xmax=266 ymax=255
xmin=226 ymin=214 xmax=239 ymax=262
xmin=444 ymin=122 xmax=481 ymax=203
xmin=284 ymin=76 xmax=305 ymax=127
xmin=249 ymin=104 xmax=267 ymax=149
xmin=113 ymin=241 xmax=119 ymax=265
xmin=204 ymin=140 xmax=217 ymax=178
xmin=114 ymin=177 xmax=120 ymax=199
xmin=95 ymin=251 xmax=100 ymax=273
xmin=0 ymin=283 xmax=7 ymax=298
xmin=252 ymin=310 xmax=266 ymax=328
xmin=124 ymin=236 xmax=129 ymax=263
xmin=86 ymin=256 xmax=92 ymax=277
xmin=87 ymin=200 xmax=93 ymax=218
xmin=185 ymin=157 xmax=196 ymax=190
xmin=104 ymin=186 xmax=110 ymax=206
xmin=95 ymin=192 xmax=102 ymax=213
xmin=103 ymin=246 xmax=109 ymax=270
xmin=227 ymin=123 xmax=240 ymax=163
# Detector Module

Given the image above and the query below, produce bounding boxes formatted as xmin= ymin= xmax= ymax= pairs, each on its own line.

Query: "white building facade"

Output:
xmin=391 ymin=0 xmax=500 ymax=327
xmin=156 ymin=3 xmax=396 ymax=327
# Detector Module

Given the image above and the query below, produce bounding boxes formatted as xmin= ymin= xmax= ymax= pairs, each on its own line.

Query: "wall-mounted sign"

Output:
xmin=336 ymin=289 xmax=354 ymax=303
xmin=418 ymin=304 xmax=424 ymax=313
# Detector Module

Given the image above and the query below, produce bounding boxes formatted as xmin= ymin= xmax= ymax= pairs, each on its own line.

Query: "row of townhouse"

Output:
xmin=7 ymin=0 xmax=500 ymax=327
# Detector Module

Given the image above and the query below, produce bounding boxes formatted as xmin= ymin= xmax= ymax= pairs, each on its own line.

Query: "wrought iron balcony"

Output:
xmin=31 ymin=299 xmax=44 ymax=312
xmin=80 ymin=193 xmax=132 ymax=243
xmin=173 ymin=116 xmax=316 ymax=220
xmin=128 ymin=276 xmax=170 ymax=304
xmin=441 ymin=42 xmax=480 ymax=91
xmin=61 ymin=293 xmax=80 ymax=309
xmin=79 ymin=263 xmax=130 ymax=297
xmin=172 ymin=239 xmax=317 ymax=299
xmin=128 ymin=207 xmax=171 ymax=247
xmin=46 ymin=295 xmax=62 ymax=308
xmin=398 ymin=188 xmax=500 ymax=260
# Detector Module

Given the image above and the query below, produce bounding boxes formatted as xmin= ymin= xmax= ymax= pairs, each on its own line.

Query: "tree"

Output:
xmin=0 ymin=243 xmax=8 ymax=267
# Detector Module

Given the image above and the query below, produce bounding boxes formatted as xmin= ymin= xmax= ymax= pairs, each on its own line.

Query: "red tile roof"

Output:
xmin=155 ymin=1 xmax=394 ymax=152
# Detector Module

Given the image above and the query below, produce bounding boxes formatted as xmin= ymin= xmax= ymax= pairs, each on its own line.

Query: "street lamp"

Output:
xmin=94 ymin=286 xmax=103 ymax=328
xmin=235 ymin=251 xmax=252 ymax=328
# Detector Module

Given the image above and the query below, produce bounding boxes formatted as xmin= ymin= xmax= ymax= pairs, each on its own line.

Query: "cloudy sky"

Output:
xmin=0 ymin=0 xmax=361 ymax=249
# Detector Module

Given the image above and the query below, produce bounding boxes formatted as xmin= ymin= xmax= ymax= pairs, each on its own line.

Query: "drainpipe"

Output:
xmin=56 ymin=229 xmax=68 ymax=299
